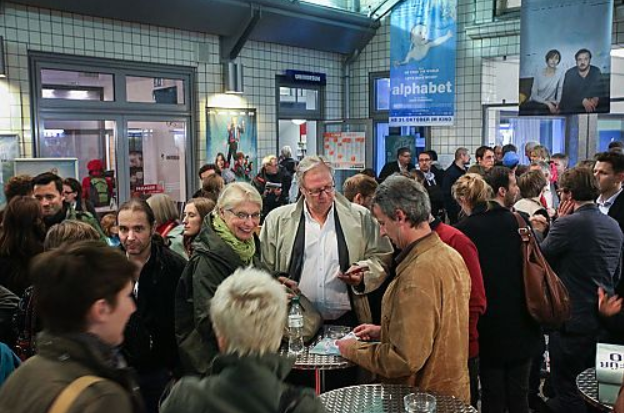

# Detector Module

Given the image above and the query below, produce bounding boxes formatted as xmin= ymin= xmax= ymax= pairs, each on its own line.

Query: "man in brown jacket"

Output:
xmin=338 ymin=175 xmax=471 ymax=403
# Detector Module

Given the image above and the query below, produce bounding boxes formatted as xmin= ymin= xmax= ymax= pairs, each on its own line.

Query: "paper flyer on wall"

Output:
xmin=389 ymin=0 xmax=456 ymax=126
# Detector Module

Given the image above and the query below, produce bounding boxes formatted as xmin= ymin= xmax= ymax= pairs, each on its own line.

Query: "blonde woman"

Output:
xmin=175 ymin=182 xmax=265 ymax=375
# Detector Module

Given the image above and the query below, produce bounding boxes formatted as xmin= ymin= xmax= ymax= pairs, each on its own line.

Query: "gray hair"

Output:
xmin=215 ymin=182 xmax=262 ymax=211
xmin=454 ymin=147 xmax=469 ymax=161
xmin=146 ymin=193 xmax=179 ymax=225
xmin=280 ymin=145 xmax=292 ymax=158
xmin=210 ymin=267 xmax=287 ymax=356
xmin=295 ymin=155 xmax=334 ymax=189
xmin=373 ymin=175 xmax=431 ymax=226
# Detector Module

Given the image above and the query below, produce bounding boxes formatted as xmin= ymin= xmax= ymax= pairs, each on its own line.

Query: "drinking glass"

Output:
xmin=404 ymin=392 xmax=436 ymax=413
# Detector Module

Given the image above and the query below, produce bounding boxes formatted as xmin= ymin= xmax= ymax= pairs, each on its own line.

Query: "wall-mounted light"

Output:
xmin=0 ymin=36 xmax=6 ymax=78
xmin=291 ymin=119 xmax=306 ymax=125
xmin=223 ymin=61 xmax=244 ymax=94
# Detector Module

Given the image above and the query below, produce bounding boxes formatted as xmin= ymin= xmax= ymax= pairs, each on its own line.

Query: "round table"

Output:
xmin=576 ymin=368 xmax=613 ymax=412
xmin=280 ymin=327 xmax=354 ymax=394
xmin=320 ymin=383 xmax=477 ymax=412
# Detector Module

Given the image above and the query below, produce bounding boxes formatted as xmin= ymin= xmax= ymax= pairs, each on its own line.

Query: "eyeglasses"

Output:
xmin=556 ymin=188 xmax=570 ymax=195
xmin=304 ymin=185 xmax=335 ymax=197
xmin=62 ymin=190 xmax=76 ymax=196
xmin=226 ymin=209 xmax=261 ymax=221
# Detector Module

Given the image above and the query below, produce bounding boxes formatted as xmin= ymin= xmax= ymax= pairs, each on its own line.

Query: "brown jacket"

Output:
xmin=0 ymin=332 xmax=143 ymax=413
xmin=342 ymin=232 xmax=471 ymax=403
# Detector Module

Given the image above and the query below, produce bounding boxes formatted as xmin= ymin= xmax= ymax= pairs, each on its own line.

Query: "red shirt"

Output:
xmin=433 ymin=221 xmax=487 ymax=359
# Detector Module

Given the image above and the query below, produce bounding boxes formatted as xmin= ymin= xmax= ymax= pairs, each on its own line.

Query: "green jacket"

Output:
xmin=161 ymin=353 xmax=325 ymax=413
xmin=0 ymin=332 xmax=144 ymax=413
xmin=175 ymin=213 xmax=264 ymax=375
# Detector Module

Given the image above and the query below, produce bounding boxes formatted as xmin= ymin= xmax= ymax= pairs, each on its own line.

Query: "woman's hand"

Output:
xmin=353 ymin=324 xmax=381 ymax=341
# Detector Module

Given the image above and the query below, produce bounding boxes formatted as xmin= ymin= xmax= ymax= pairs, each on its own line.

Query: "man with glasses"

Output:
xmin=261 ymin=156 xmax=393 ymax=328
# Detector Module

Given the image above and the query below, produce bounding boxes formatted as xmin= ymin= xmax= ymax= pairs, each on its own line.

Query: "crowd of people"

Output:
xmin=0 ymin=141 xmax=623 ymax=413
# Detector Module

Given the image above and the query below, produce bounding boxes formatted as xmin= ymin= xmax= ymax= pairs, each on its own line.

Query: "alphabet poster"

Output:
xmin=389 ymin=0 xmax=456 ymax=126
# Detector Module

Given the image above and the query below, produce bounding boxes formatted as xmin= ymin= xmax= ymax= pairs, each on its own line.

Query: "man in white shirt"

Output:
xmin=261 ymin=156 xmax=393 ymax=326
xmin=594 ymin=151 xmax=624 ymax=234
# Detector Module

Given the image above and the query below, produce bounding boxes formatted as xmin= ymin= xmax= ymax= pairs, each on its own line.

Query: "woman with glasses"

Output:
xmin=62 ymin=177 xmax=98 ymax=217
xmin=175 ymin=182 xmax=266 ymax=375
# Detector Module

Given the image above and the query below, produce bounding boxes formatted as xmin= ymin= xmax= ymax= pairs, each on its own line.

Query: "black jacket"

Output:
xmin=175 ymin=214 xmax=264 ymax=375
xmin=442 ymin=162 xmax=466 ymax=224
xmin=608 ymin=191 xmax=624 ymax=236
xmin=122 ymin=240 xmax=186 ymax=375
xmin=253 ymin=167 xmax=288 ymax=220
xmin=541 ymin=204 xmax=623 ymax=335
xmin=378 ymin=161 xmax=415 ymax=182
xmin=455 ymin=202 xmax=541 ymax=364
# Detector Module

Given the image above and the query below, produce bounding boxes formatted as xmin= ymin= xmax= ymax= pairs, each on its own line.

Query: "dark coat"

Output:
xmin=161 ymin=354 xmax=325 ymax=413
xmin=540 ymin=204 xmax=623 ymax=335
xmin=608 ymin=191 xmax=624 ymax=236
xmin=253 ymin=167 xmax=288 ymax=220
xmin=378 ymin=161 xmax=415 ymax=182
xmin=442 ymin=162 xmax=466 ymax=224
xmin=0 ymin=332 xmax=144 ymax=413
xmin=454 ymin=202 xmax=541 ymax=365
xmin=122 ymin=240 xmax=186 ymax=375
xmin=175 ymin=213 xmax=263 ymax=375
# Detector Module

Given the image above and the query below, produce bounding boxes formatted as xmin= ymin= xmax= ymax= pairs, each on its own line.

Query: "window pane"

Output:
xmin=41 ymin=119 xmax=118 ymax=210
xmin=41 ymin=69 xmax=114 ymax=101
xmin=279 ymin=87 xmax=318 ymax=111
xmin=126 ymin=76 xmax=185 ymax=104
xmin=127 ymin=121 xmax=186 ymax=202
xmin=375 ymin=78 xmax=390 ymax=111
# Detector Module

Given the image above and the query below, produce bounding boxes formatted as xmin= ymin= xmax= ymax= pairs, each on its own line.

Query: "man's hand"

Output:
xmin=353 ymin=323 xmax=381 ymax=341
xmin=278 ymin=276 xmax=300 ymax=298
xmin=337 ymin=265 xmax=368 ymax=287
xmin=529 ymin=215 xmax=549 ymax=234
xmin=557 ymin=200 xmax=574 ymax=218
xmin=546 ymin=102 xmax=557 ymax=114
xmin=598 ymin=287 xmax=622 ymax=317
xmin=582 ymin=98 xmax=597 ymax=113
xmin=336 ymin=338 xmax=357 ymax=355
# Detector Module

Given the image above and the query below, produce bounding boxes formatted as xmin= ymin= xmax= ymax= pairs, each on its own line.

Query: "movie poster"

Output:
xmin=519 ymin=0 xmax=613 ymax=116
xmin=0 ymin=135 xmax=19 ymax=208
xmin=207 ymin=108 xmax=257 ymax=181
xmin=389 ymin=0 xmax=457 ymax=126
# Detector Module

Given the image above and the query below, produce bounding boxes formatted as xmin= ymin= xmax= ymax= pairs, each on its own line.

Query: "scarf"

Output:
xmin=212 ymin=213 xmax=256 ymax=264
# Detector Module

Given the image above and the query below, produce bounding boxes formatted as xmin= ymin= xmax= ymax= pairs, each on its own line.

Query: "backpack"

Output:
xmin=13 ymin=286 xmax=37 ymax=361
xmin=89 ymin=177 xmax=110 ymax=207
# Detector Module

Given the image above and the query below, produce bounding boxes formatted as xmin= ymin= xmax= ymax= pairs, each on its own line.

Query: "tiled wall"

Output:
xmin=349 ymin=0 xmax=624 ymax=163
xmin=2 ymin=0 xmax=623 ymax=170
xmin=0 ymin=1 xmax=343 ymax=165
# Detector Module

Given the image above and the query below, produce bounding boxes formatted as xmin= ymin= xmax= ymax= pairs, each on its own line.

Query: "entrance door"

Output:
xmin=318 ymin=119 xmax=373 ymax=191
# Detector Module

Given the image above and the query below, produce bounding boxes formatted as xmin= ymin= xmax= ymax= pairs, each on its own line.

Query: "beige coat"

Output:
xmin=341 ymin=232 xmax=471 ymax=403
xmin=260 ymin=193 xmax=393 ymax=324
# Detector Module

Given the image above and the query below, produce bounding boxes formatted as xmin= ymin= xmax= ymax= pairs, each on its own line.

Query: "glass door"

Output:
xmin=41 ymin=118 xmax=118 ymax=212
xmin=126 ymin=120 xmax=187 ymax=202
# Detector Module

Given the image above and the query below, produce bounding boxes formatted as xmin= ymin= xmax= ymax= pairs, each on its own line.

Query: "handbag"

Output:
xmin=513 ymin=212 xmax=571 ymax=327
xmin=283 ymin=292 xmax=323 ymax=344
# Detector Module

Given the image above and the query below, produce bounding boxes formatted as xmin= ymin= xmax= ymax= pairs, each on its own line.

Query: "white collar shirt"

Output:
xmin=597 ymin=188 xmax=623 ymax=215
xmin=298 ymin=202 xmax=350 ymax=321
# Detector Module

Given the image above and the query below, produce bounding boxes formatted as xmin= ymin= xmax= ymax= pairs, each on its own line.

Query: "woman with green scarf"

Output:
xmin=175 ymin=182 xmax=265 ymax=376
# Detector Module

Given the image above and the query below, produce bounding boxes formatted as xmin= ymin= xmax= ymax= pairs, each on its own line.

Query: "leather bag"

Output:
xmin=513 ymin=212 xmax=571 ymax=327
xmin=283 ymin=292 xmax=323 ymax=344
